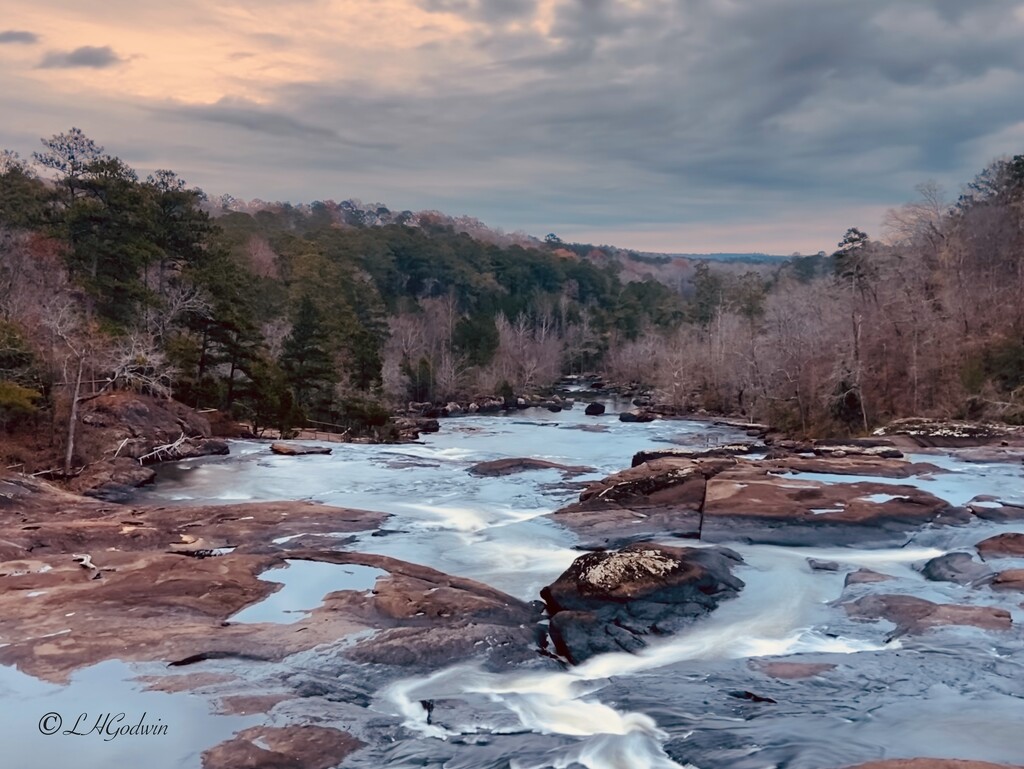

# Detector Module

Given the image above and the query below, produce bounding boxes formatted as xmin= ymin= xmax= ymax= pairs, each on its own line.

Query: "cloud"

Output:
xmin=38 ymin=45 xmax=123 ymax=69
xmin=4 ymin=0 xmax=1024 ymax=253
xmin=156 ymin=97 xmax=397 ymax=150
xmin=0 ymin=30 xmax=38 ymax=44
xmin=416 ymin=0 xmax=537 ymax=23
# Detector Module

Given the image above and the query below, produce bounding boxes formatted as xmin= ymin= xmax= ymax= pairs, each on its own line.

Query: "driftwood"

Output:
xmin=138 ymin=432 xmax=188 ymax=464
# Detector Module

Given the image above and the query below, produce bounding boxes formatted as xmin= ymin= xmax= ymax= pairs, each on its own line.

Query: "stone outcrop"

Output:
xmin=467 ymin=457 xmax=594 ymax=477
xmin=619 ymin=409 xmax=656 ymax=423
xmin=872 ymin=417 xmax=1019 ymax=447
xmin=920 ymin=552 xmax=994 ymax=586
xmin=990 ymin=569 xmax=1024 ymax=592
xmin=202 ymin=726 xmax=362 ymax=769
xmin=549 ymin=451 xmax=978 ymax=547
xmin=976 ymin=533 xmax=1024 ymax=557
xmin=843 ymin=594 xmax=1013 ymax=636
xmin=270 ymin=443 xmax=333 ymax=456
xmin=540 ymin=543 xmax=744 ymax=663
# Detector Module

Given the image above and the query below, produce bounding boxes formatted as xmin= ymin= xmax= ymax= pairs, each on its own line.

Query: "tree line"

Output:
xmin=1 ymin=128 xmax=1022 ymax=470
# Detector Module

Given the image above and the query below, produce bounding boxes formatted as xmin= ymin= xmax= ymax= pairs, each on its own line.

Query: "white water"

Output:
xmin=127 ymin=404 xmax=1024 ymax=767
xmin=383 ymin=541 xmax=905 ymax=769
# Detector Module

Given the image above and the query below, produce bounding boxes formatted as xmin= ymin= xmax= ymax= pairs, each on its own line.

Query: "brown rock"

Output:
xmin=468 ymin=457 xmax=594 ymax=477
xmin=844 ymin=594 xmax=1012 ymax=635
xmin=977 ymin=533 xmax=1024 ymax=558
xmin=216 ymin=694 xmax=292 ymax=715
xmin=270 ymin=443 xmax=332 ymax=456
xmin=844 ymin=569 xmax=895 ymax=586
xmin=991 ymin=569 xmax=1024 ymax=592
xmin=202 ymin=725 xmax=361 ymax=769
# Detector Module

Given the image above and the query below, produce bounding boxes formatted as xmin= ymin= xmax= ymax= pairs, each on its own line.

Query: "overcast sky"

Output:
xmin=3 ymin=0 xmax=1024 ymax=254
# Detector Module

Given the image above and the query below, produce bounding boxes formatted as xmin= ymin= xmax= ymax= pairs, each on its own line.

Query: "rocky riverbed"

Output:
xmin=1 ymin=398 xmax=1023 ymax=769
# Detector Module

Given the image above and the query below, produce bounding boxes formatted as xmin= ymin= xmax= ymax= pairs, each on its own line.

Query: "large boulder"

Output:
xmin=619 ymin=409 xmax=656 ymax=423
xmin=584 ymin=402 xmax=606 ymax=416
xmin=920 ymin=552 xmax=994 ymax=586
xmin=550 ymin=454 xmax=965 ymax=547
xmin=540 ymin=543 xmax=744 ymax=663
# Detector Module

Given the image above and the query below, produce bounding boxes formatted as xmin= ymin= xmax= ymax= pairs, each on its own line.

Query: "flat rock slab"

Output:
xmin=991 ymin=569 xmax=1024 ymax=592
xmin=977 ymin=533 xmax=1024 ymax=558
xmin=467 ymin=457 xmax=594 ymax=477
xmin=843 ymin=594 xmax=1013 ymax=636
xmin=541 ymin=542 xmax=743 ymax=663
xmin=287 ymin=550 xmax=543 ymax=669
xmin=549 ymin=454 xmax=969 ymax=547
xmin=632 ymin=445 xmax=761 ymax=466
xmin=271 ymin=443 xmax=332 ymax=455
xmin=202 ymin=725 xmax=362 ymax=769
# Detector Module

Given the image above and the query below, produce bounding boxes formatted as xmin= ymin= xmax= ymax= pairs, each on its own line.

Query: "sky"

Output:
xmin=2 ymin=0 xmax=1024 ymax=254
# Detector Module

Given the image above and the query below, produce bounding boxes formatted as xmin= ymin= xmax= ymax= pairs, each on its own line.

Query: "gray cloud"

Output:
xmin=417 ymin=0 xmax=536 ymax=22
xmin=39 ymin=45 xmax=123 ymax=68
xmin=156 ymin=98 xmax=397 ymax=150
xmin=6 ymin=0 xmax=1024 ymax=252
xmin=0 ymin=30 xmax=38 ymax=44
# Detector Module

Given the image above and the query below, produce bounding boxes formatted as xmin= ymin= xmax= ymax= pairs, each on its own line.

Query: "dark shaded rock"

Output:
xmin=619 ymin=409 xmax=656 ymax=423
xmin=977 ymin=533 xmax=1024 ymax=558
xmin=843 ymin=594 xmax=1012 ymax=636
xmin=468 ymin=458 xmax=594 ymax=478
xmin=270 ymin=443 xmax=332 ymax=456
xmin=84 ymin=483 xmax=138 ymax=504
xmin=727 ymin=690 xmax=777 ymax=704
xmin=970 ymin=498 xmax=1024 ymax=522
xmin=807 ymin=558 xmax=840 ymax=572
xmin=921 ymin=552 xmax=994 ymax=586
xmin=72 ymin=458 xmax=156 ymax=497
xmin=547 ymin=405 xmax=562 ymax=413
xmin=584 ymin=402 xmax=606 ymax=416
xmin=541 ymin=543 xmax=744 ymax=663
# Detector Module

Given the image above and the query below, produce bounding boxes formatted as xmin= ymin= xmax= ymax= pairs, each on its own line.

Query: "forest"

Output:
xmin=1 ymin=128 xmax=1022 ymax=468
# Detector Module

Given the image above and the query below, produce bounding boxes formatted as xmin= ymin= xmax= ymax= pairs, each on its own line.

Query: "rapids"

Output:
xmin=5 ymin=397 xmax=1024 ymax=768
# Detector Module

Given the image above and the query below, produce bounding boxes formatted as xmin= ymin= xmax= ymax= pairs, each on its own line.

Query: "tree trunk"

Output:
xmin=64 ymin=357 xmax=84 ymax=476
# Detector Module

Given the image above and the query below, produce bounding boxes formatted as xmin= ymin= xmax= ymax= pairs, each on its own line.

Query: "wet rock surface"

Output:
xmin=920 ymin=552 xmax=995 ymax=586
xmin=541 ymin=543 xmax=744 ymax=663
xmin=976 ymin=533 xmax=1024 ymax=558
xmin=846 ymin=762 xmax=1024 ymax=769
xmin=467 ymin=457 xmax=595 ymax=477
xmin=843 ymin=594 xmax=1013 ymax=636
xmin=550 ymin=452 xmax=968 ymax=547
xmin=271 ymin=443 xmax=333 ymax=456
xmin=202 ymin=725 xmax=362 ymax=769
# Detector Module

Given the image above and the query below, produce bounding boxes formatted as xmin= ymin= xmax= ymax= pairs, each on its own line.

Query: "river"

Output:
xmin=4 ymin=397 xmax=1024 ymax=768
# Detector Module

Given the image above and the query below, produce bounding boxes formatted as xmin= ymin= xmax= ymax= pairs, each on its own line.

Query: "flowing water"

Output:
xmin=6 ymin=398 xmax=1024 ymax=768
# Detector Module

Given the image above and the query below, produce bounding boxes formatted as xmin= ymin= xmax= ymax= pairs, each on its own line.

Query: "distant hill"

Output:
xmin=641 ymin=252 xmax=792 ymax=264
